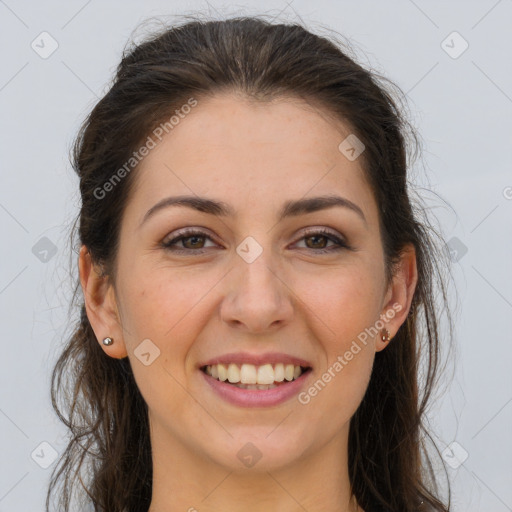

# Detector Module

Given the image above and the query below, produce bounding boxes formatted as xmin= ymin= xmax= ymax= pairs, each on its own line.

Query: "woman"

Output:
xmin=47 ymin=15 xmax=454 ymax=512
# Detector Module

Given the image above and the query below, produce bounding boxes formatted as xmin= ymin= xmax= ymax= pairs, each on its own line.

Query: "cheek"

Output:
xmin=297 ymin=343 xmax=374 ymax=453
xmin=296 ymin=262 xmax=383 ymax=340
xmin=120 ymin=271 xmax=204 ymax=418
xmin=295 ymin=266 xmax=379 ymax=408
xmin=120 ymin=267 xmax=209 ymax=344
xmin=304 ymin=340 xmax=375 ymax=427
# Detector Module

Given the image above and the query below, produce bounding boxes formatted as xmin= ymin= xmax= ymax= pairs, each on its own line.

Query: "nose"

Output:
xmin=220 ymin=252 xmax=294 ymax=334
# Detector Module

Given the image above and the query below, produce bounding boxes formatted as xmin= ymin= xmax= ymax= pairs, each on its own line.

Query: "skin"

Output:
xmin=79 ymin=92 xmax=417 ymax=512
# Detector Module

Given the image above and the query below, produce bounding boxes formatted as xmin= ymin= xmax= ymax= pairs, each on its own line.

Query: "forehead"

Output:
xmin=127 ymin=92 xmax=376 ymax=224
xmin=143 ymin=93 xmax=356 ymax=169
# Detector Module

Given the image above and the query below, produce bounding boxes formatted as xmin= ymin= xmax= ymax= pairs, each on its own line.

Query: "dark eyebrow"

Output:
xmin=139 ymin=194 xmax=367 ymax=228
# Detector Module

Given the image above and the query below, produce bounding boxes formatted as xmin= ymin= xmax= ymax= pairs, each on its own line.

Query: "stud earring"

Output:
xmin=380 ymin=329 xmax=391 ymax=343
xmin=102 ymin=337 xmax=114 ymax=346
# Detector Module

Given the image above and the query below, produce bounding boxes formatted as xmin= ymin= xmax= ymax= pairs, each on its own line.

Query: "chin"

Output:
xmin=199 ymin=429 xmax=310 ymax=473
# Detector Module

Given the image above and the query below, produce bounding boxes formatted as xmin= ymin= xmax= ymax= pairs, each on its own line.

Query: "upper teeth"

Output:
xmin=204 ymin=363 xmax=304 ymax=384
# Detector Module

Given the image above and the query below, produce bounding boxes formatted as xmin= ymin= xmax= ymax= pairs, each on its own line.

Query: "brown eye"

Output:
xmin=180 ymin=234 xmax=206 ymax=249
xmin=161 ymin=228 xmax=350 ymax=255
xmin=294 ymin=229 xmax=350 ymax=254
xmin=304 ymin=234 xmax=330 ymax=249
xmin=161 ymin=229 xmax=217 ymax=253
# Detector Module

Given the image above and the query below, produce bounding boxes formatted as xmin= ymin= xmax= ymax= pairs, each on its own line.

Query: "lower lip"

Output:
xmin=200 ymin=369 xmax=312 ymax=408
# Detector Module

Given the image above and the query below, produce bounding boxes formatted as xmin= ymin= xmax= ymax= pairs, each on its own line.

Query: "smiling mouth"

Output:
xmin=200 ymin=363 xmax=312 ymax=389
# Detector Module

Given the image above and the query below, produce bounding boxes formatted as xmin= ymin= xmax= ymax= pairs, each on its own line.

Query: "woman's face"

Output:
xmin=83 ymin=92 xmax=415 ymax=474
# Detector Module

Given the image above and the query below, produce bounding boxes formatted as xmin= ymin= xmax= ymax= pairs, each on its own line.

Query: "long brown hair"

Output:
xmin=47 ymin=14 xmax=455 ymax=512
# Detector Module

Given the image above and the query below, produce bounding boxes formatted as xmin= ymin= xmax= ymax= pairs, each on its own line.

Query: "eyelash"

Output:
xmin=160 ymin=228 xmax=351 ymax=255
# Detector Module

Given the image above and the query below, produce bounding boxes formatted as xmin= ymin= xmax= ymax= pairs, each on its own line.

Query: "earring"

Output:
xmin=380 ymin=329 xmax=391 ymax=343
xmin=102 ymin=337 xmax=114 ymax=346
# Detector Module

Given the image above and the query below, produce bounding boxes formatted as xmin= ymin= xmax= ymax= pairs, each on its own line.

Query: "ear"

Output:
xmin=78 ymin=245 xmax=128 ymax=359
xmin=376 ymin=243 xmax=418 ymax=352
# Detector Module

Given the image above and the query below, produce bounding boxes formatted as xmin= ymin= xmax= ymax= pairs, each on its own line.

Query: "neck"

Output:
xmin=147 ymin=419 xmax=363 ymax=512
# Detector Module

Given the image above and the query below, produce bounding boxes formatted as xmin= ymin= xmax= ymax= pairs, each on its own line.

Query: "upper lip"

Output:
xmin=199 ymin=352 xmax=313 ymax=368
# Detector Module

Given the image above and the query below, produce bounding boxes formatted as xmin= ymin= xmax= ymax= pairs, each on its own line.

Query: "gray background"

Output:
xmin=1 ymin=0 xmax=511 ymax=510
